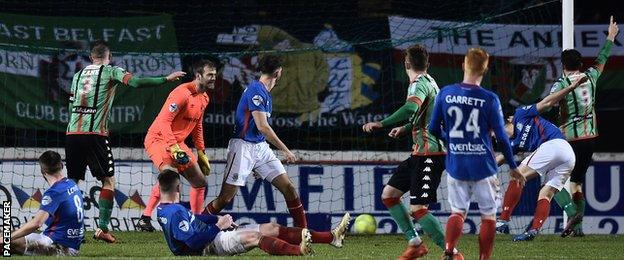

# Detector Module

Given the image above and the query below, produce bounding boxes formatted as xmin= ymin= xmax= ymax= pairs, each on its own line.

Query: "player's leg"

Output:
xmin=10 ymin=236 xmax=26 ymax=255
xmin=253 ymin=230 xmax=313 ymax=255
xmin=86 ymin=135 xmax=117 ymax=243
xmin=259 ymin=213 xmax=350 ymax=247
xmin=409 ymin=155 xmax=445 ymax=250
xmin=171 ymin=143 xmax=207 ymax=214
xmin=473 ymin=175 xmax=499 ymax=260
xmin=254 ymin=142 xmax=307 ymax=228
xmin=497 ymin=163 xmax=538 ymax=232
xmin=17 ymin=233 xmax=56 ymax=256
xmin=381 ymin=157 xmax=418 ymax=247
xmin=65 ymin=134 xmax=88 ymax=185
xmin=443 ymin=174 xmax=470 ymax=259
xmin=205 ymin=139 xmax=251 ymax=214
xmin=567 ymin=139 xmax=594 ymax=236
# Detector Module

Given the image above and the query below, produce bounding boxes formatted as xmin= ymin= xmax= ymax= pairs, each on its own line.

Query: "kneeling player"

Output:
xmin=156 ymin=169 xmax=351 ymax=256
xmin=10 ymin=151 xmax=84 ymax=256
xmin=495 ymin=76 xmax=588 ymax=241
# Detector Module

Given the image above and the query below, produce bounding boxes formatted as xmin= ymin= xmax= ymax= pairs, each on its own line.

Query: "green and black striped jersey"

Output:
xmin=406 ymin=74 xmax=446 ymax=155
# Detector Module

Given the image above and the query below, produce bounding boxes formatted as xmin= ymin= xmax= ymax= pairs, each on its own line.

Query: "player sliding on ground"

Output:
xmin=65 ymin=40 xmax=185 ymax=242
xmin=155 ymin=169 xmax=350 ymax=256
xmin=204 ymin=55 xmax=311 ymax=229
xmin=429 ymin=48 xmax=523 ymax=260
xmin=362 ymin=44 xmax=448 ymax=259
xmin=548 ymin=16 xmax=619 ymax=237
xmin=138 ymin=59 xmax=216 ymax=231
xmin=495 ymin=76 xmax=588 ymax=241
xmin=10 ymin=151 xmax=83 ymax=256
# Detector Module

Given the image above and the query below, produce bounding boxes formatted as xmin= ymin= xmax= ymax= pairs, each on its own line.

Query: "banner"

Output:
xmin=0 ymin=13 xmax=182 ymax=133
xmin=2 ymin=160 xmax=622 ymax=234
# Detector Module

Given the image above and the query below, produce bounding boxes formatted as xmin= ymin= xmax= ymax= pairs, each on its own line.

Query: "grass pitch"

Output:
xmin=13 ymin=232 xmax=623 ymax=259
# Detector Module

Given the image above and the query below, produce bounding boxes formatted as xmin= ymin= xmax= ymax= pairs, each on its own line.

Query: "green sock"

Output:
xmin=574 ymin=198 xmax=586 ymax=230
xmin=98 ymin=189 xmax=115 ymax=232
xmin=387 ymin=203 xmax=418 ymax=242
xmin=417 ymin=212 xmax=445 ymax=250
xmin=553 ymin=189 xmax=577 ymax=217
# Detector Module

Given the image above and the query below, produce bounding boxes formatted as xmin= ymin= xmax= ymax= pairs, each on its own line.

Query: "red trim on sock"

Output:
xmin=479 ymin=219 xmax=495 ymax=260
xmin=382 ymin=197 xmax=401 ymax=208
xmin=286 ymin=198 xmax=307 ymax=228
xmin=445 ymin=213 xmax=464 ymax=252
xmin=258 ymin=236 xmax=301 ymax=255
xmin=573 ymin=191 xmax=584 ymax=201
xmin=142 ymin=184 xmax=161 ymax=217
xmin=531 ymin=199 xmax=551 ymax=230
xmin=99 ymin=188 xmax=114 ymax=200
xmin=411 ymin=208 xmax=428 ymax=220
xmin=500 ymin=180 xmax=522 ymax=221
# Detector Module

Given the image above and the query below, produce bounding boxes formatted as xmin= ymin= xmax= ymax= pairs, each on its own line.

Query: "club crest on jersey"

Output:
xmin=159 ymin=217 xmax=168 ymax=225
xmin=516 ymin=123 xmax=524 ymax=131
xmin=179 ymin=220 xmax=190 ymax=232
xmin=252 ymin=95 xmax=264 ymax=106
xmin=169 ymin=103 xmax=178 ymax=112
xmin=41 ymin=195 xmax=52 ymax=206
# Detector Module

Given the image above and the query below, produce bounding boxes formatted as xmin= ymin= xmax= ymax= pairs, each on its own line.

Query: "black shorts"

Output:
xmin=65 ymin=134 xmax=114 ymax=181
xmin=569 ymin=139 xmax=595 ymax=184
xmin=386 ymin=155 xmax=445 ymax=205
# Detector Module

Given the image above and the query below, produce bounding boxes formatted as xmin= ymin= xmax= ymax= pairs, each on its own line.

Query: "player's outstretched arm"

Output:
xmin=363 ymin=101 xmax=419 ymax=133
xmin=252 ymin=111 xmax=297 ymax=163
xmin=536 ymin=76 xmax=588 ymax=113
xmin=10 ymin=210 xmax=49 ymax=240
xmin=595 ymin=16 xmax=619 ymax=73
xmin=126 ymin=71 xmax=186 ymax=88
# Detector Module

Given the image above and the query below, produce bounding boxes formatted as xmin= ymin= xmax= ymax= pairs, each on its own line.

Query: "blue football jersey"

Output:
xmin=510 ymin=104 xmax=566 ymax=152
xmin=233 ymin=80 xmax=272 ymax=143
xmin=40 ymin=178 xmax=84 ymax=250
xmin=428 ymin=83 xmax=517 ymax=181
xmin=157 ymin=203 xmax=220 ymax=256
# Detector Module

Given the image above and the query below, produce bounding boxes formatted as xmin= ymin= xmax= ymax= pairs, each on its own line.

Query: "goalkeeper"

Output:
xmin=139 ymin=59 xmax=216 ymax=231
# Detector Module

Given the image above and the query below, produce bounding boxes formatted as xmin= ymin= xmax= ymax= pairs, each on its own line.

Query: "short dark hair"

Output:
xmin=192 ymin=59 xmax=217 ymax=77
xmin=158 ymin=169 xmax=180 ymax=193
xmin=90 ymin=40 xmax=110 ymax=59
xmin=406 ymin=44 xmax=429 ymax=71
xmin=561 ymin=49 xmax=582 ymax=71
xmin=257 ymin=54 xmax=282 ymax=74
xmin=39 ymin=150 xmax=63 ymax=175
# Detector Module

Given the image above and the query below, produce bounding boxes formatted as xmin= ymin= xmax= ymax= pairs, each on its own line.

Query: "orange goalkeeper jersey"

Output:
xmin=145 ymin=82 xmax=208 ymax=150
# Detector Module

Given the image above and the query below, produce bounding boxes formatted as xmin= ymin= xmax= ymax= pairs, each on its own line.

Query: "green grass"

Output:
xmin=12 ymin=232 xmax=623 ymax=259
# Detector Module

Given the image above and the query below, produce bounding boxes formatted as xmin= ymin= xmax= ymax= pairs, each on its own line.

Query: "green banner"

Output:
xmin=0 ymin=13 xmax=181 ymax=133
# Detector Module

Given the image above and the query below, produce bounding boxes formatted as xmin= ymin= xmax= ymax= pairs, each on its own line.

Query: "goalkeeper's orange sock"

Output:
xmin=278 ymin=226 xmax=333 ymax=244
xmin=258 ymin=236 xmax=302 ymax=255
xmin=142 ymin=183 xmax=160 ymax=217
xmin=189 ymin=186 xmax=205 ymax=214
xmin=286 ymin=198 xmax=307 ymax=228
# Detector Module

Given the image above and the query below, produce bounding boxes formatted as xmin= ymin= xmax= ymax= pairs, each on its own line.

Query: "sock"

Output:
xmin=382 ymin=198 xmax=418 ymax=242
xmin=142 ymin=184 xmax=161 ymax=218
xmin=98 ymin=188 xmax=115 ymax=232
xmin=499 ymin=180 xmax=522 ymax=221
xmin=258 ymin=236 xmax=302 ymax=255
xmin=412 ymin=208 xmax=445 ymax=249
xmin=553 ymin=189 xmax=577 ymax=217
xmin=573 ymin=191 xmax=585 ymax=229
xmin=278 ymin=226 xmax=333 ymax=244
xmin=445 ymin=213 xmax=464 ymax=253
xmin=189 ymin=186 xmax=206 ymax=214
xmin=530 ymin=199 xmax=551 ymax=230
xmin=479 ymin=219 xmax=495 ymax=260
xmin=286 ymin=198 xmax=307 ymax=228
xmin=203 ymin=201 xmax=221 ymax=215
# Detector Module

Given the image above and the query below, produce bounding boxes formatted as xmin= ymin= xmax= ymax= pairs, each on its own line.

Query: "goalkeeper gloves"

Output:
xmin=197 ymin=150 xmax=211 ymax=176
xmin=168 ymin=144 xmax=189 ymax=165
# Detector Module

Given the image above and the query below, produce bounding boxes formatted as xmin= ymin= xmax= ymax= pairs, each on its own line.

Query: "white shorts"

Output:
xmin=224 ymin=138 xmax=286 ymax=186
xmin=204 ymin=224 xmax=260 ymax=256
xmin=521 ymin=139 xmax=575 ymax=191
xmin=447 ymin=174 xmax=500 ymax=216
xmin=24 ymin=233 xmax=78 ymax=256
